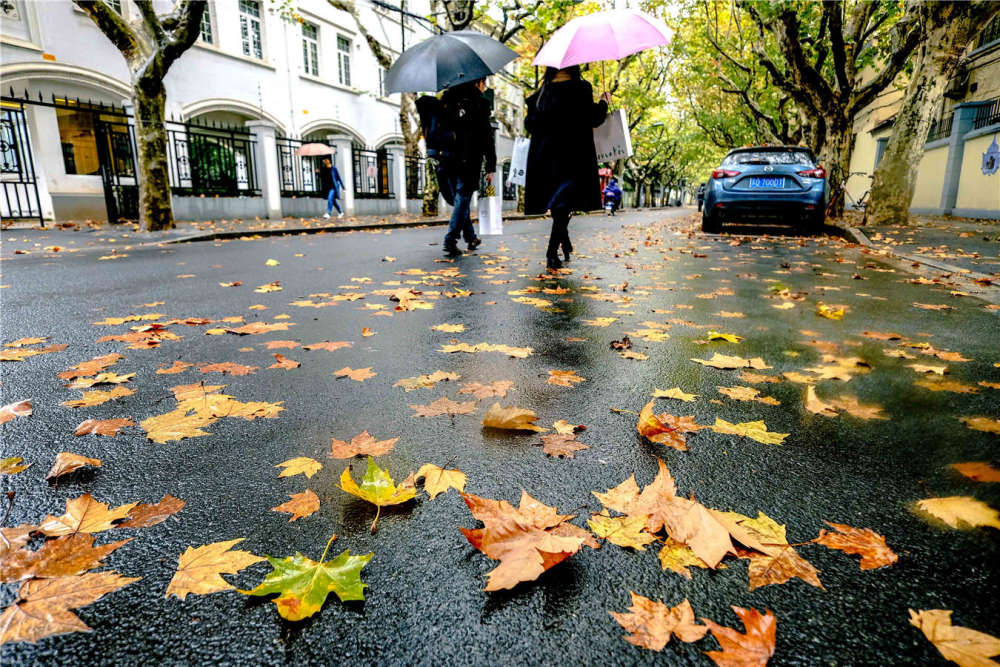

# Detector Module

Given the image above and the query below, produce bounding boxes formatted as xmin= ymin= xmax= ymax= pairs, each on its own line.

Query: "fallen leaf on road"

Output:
xmin=805 ymin=386 xmax=838 ymax=417
xmin=961 ymin=417 xmax=1000 ymax=434
xmin=432 ymin=323 xmax=465 ymax=332
xmin=908 ymin=608 xmax=1000 ymax=667
xmin=637 ymin=400 xmax=686 ymax=451
xmin=394 ymin=370 xmax=460 ymax=391
xmin=0 ymin=400 xmax=32 ymax=424
xmin=264 ymin=340 xmax=299 ymax=349
xmin=339 ymin=457 xmax=416 ymax=532
xmin=547 ymin=369 xmax=586 ymax=387
xmin=692 ymin=353 xmax=770 ymax=370
xmin=66 ymin=372 xmax=135 ymax=389
xmin=410 ymin=396 xmax=476 ymax=418
xmin=814 ymin=522 xmax=898 ymax=570
xmin=416 ymin=464 xmax=466 ymax=499
xmin=156 ymin=361 xmax=192 ymax=374
xmin=272 ymin=490 xmax=319 ymax=522
xmin=458 ymin=381 xmax=513 ymax=399
xmin=200 ymin=362 xmax=258 ymax=376
xmin=45 ymin=453 xmax=102 ymax=481
xmin=334 ymin=366 xmax=376 ymax=381
xmin=37 ymin=494 xmax=137 ymax=537
xmin=166 ymin=538 xmax=266 ymax=600
xmin=707 ymin=331 xmax=743 ymax=343
xmin=268 ymin=353 xmax=300 ymax=370
xmin=826 ymin=395 xmax=888 ymax=420
xmin=718 ymin=386 xmax=780 ymax=406
xmin=652 ymin=387 xmax=697 ymax=402
xmin=482 ymin=403 xmax=547 ymax=432
xmin=330 ymin=431 xmax=398 ymax=458
xmin=658 ymin=538 xmax=710 ymax=579
xmin=908 ymin=364 xmax=947 ymax=375
xmin=1 ymin=457 xmax=30 ymax=475
xmin=303 ymin=341 xmax=352 ymax=351
xmin=816 ymin=303 xmax=846 ymax=320
xmin=276 ymin=457 xmax=322 ymax=479
xmin=0 ymin=533 xmax=130 ymax=584
xmin=702 ymin=606 xmax=777 ymax=667
xmin=120 ymin=495 xmax=185 ymax=528
xmin=915 ymin=379 xmax=979 ymax=394
xmin=73 ymin=418 xmax=134 ymax=437
xmin=589 ymin=512 xmax=656 ymax=550
xmin=552 ymin=420 xmax=584 ymax=434
xmin=711 ymin=418 xmax=789 ymax=445
xmin=950 ymin=462 xmax=1000 ymax=483
xmin=610 ymin=594 xmax=708 ymax=650
xmin=57 ymin=353 xmax=124 ymax=380
xmin=915 ymin=496 xmax=1000 ymax=530
xmin=538 ymin=433 xmax=589 ymax=458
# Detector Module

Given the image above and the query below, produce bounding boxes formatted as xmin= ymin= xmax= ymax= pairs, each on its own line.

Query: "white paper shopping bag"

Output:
xmin=593 ymin=109 xmax=633 ymax=162
xmin=477 ymin=195 xmax=503 ymax=236
xmin=507 ymin=137 xmax=530 ymax=187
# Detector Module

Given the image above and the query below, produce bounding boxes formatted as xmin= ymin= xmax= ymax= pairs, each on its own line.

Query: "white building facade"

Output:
xmin=0 ymin=0 xmax=524 ymax=223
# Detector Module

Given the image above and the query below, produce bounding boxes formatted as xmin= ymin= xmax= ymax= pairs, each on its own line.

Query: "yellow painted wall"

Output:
xmin=845 ymin=126 xmax=891 ymax=203
xmin=955 ymin=133 xmax=1000 ymax=211
xmin=910 ymin=146 xmax=949 ymax=209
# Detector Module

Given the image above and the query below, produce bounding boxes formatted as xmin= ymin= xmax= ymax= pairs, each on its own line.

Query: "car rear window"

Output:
xmin=722 ymin=150 xmax=814 ymax=166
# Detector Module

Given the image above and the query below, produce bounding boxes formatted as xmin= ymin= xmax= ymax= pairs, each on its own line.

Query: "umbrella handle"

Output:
xmin=600 ymin=61 xmax=613 ymax=110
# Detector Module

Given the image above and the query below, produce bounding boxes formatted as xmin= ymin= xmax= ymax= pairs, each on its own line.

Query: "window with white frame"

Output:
xmin=105 ymin=0 xmax=122 ymax=14
xmin=302 ymin=21 xmax=319 ymax=76
xmin=198 ymin=2 xmax=214 ymax=44
xmin=337 ymin=35 xmax=351 ymax=87
xmin=378 ymin=67 xmax=388 ymax=97
xmin=239 ymin=0 xmax=263 ymax=60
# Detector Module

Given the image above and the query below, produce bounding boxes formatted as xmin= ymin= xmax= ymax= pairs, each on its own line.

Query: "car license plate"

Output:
xmin=748 ymin=177 xmax=784 ymax=188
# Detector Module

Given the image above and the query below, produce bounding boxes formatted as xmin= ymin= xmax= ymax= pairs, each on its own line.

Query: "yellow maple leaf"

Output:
xmin=711 ymin=418 xmax=789 ymax=445
xmin=651 ymin=387 xmax=697 ymax=402
xmin=340 ymin=457 xmax=416 ymax=531
xmin=707 ymin=331 xmax=743 ymax=343
xmin=271 ymin=490 xmax=320 ymax=522
xmin=909 ymin=609 xmax=1000 ymax=667
xmin=482 ymin=403 xmax=548 ymax=432
xmin=275 ymin=457 xmax=322 ymax=479
xmin=914 ymin=496 xmax=1000 ymax=530
xmin=416 ymin=464 xmax=467 ymax=499
xmin=165 ymin=538 xmax=266 ymax=600
xmin=37 ymin=494 xmax=137 ymax=537
xmin=588 ymin=511 xmax=657 ymax=550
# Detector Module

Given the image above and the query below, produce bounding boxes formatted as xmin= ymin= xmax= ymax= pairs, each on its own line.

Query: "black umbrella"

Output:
xmin=385 ymin=30 xmax=518 ymax=94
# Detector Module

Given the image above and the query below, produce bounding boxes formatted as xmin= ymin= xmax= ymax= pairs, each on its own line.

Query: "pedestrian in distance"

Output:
xmin=417 ymin=78 xmax=496 ymax=258
xmin=315 ymin=157 xmax=345 ymax=219
xmin=696 ymin=181 xmax=706 ymax=213
xmin=524 ymin=65 xmax=609 ymax=270
xmin=603 ymin=177 xmax=622 ymax=216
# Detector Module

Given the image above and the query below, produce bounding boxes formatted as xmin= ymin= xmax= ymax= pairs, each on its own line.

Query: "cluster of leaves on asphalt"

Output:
xmin=2 ymin=211 xmax=999 ymax=665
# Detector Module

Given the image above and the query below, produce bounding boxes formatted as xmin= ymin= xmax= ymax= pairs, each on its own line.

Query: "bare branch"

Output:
xmin=73 ymin=0 xmax=140 ymax=60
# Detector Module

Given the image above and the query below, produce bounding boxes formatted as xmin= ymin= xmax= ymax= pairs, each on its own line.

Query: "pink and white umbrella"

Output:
xmin=533 ymin=9 xmax=673 ymax=69
xmin=294 ymin=143 xmax=335 ymax=157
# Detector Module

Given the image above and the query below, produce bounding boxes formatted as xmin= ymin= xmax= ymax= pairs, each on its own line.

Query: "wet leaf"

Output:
xmin=410 ymin=396 xmax=476 ymax=418
xmin=37 ymin=494 xmax=137 ymax=537
xmin=240 ymin=549 xmax=372 ymax=621
xmin=718 ymin=386 xmax=780 ymax=406
xmin=914 ymin=379 xmax=979 ymax=394
xmin=73 ymin=418 xmax=134 ymax=437
xmin=746 ymin=547 xmax=823 ymax=591
xmin=691 ymin=353 xmax=770 ymax=370
xmin=636 ymin=400 xmax=686 ymax=451
xmin=57 ymin=353 xmax=124 ymax=380
xmin=459 ymin=381 xmax=514 ymax=399
xmin=804 ymin=386 xmax=838 ymax=417
xmin=62 ymin=386 xmax=134 ymax=408
xmin=610 ymin=594 xmax=708 ymax=650
xmin=961 ymin=417 xmax=1000 ymax=434
xmin=302 ymin=341 xmax=352 ymax=351
xmin=416 ymin=464 xmax=467 ymax=499
xmin=0 ymin=533 xmax=131 ymax=583
xmin=816 ymin=303 xmax=846 ymax=320
xmin=272 ymin=490 xmax=319 ymax=522
xmin=431 ymin=323 xmax=465 ymax=333
xmin=909 ymin=609 xmax=1000 ymax=667
xmin=826 ymin=395 xmax=887 ymax=420
xmin=268 ymin=353 xmax=300 ymax=370
xmin=264 ymin=340 xmax=299 ymax=350
xmin=334 ymin=366 xmax=376 ymax=381
xmin=711 ymin=418 xmax=789 ymax=445
xmin=814 ymin=522 xmax=898 ymax=570
xmin=950 ymin=462 xmax=1000 ymax=483
xmin=588 ymin=512 xmax=656 ymax=550
xmin=482 ymin=403 xmax=547 ymax=432
xmin=547 ymin=369 xmax=586 ymax=387
xmin=702 ymin=606 xmax=777 ymax=667
xmin=200 ymin=362 xmax=258 ymax=376
xmin=66 ymin=372 xmax=135 ymax=389
xmin=658 ymin=538 xmax=710 ymax=579
xmin=165 ymin=538 xmax=265 ymax=600
xmin=394 ymin=370 xmax=460 ymax=391
xmin=45 ymin=453 xmax=102 ymax=481
xmin=120 ymin=495 xmax=185 ymax=528
xmin=538 ymin=433 xmax=589 ymax=459
xmin=330 ymin=431 xmax=398 ymax=458
xmin=0 ymin=572 xmax=139 ymax=645
xmin=339 ymin=457 xmax=416 ymax=531
xmin=915 ymin=496 xmax=1000 ymax=530
xmin=0 ymin=399 xmax=32 ymax=424
xmin=707 ymin=331 xmax=743 ymax=343
xmin=276 ymin=457 xmax=322 ymax=479
xmin=552 ymin=419 xmax=584 ymax=435
xmin=1 ymin=457 xmax=30 ymax=475
xmin=652 ymin=387 xmax=697 ymax=402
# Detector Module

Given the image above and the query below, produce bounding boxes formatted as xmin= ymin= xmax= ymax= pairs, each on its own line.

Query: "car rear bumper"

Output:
xmin=705 ymin=187 xmax=826 ymax=221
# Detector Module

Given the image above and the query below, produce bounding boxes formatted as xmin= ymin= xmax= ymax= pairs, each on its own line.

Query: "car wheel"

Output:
xmin=702 ymin=212 xmax=721 ymax=233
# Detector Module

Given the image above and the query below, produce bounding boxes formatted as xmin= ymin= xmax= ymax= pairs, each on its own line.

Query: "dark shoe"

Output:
xmin=467 ymin=237 xmax=482 ymax=252
xmin=443 ymin=245 xmax=461 ymax=257
xmin=562 ymin=250 xmax=571 ymax=263
xmin=546 ymin=255 xmax=563 ymax=270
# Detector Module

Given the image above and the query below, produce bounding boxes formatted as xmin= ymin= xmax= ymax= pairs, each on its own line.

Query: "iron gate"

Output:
xmin=0 ymin=101 xmax=42 ymax=224
xmin=95 ymin=115 xmax=139 ymax=222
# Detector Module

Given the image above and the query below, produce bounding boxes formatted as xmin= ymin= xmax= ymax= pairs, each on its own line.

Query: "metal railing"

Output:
xmin=927 ymin=113 xmax=953 ymax=142
xmin=276 ymin=135 xmax=331 ymax=197
xmin=404 ymin=154 xmax=425 ymax=198
xmin=353 ymin=146 xmax=393 ymax=199
xmin=977 ymin=15 xmax=1000 ymax=49
xmin=0 ymin=102 xmax=42 ymax=222
xmin=973 ymin=97 xmax=1000 ymax=130
xmin=166 ymin=120 xmax=259 ymax=197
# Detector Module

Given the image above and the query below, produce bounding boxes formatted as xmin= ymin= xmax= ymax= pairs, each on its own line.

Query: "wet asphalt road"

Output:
xmin=2 ymin=208 xmax=999 ymax=666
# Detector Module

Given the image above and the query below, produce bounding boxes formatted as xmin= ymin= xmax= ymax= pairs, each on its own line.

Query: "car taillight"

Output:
xmin=711 ymin=169 xmax=740 ymax=179
xmin=796 ymin=166 xmax=826 ymax=178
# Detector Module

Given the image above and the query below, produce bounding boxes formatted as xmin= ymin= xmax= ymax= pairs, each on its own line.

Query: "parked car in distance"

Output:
xmin=702 ymin=146 xmax=828 ymax=233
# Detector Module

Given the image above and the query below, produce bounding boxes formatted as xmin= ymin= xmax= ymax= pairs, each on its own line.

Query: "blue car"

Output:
xmin=702 ymin=146 xmax=828 ymax=233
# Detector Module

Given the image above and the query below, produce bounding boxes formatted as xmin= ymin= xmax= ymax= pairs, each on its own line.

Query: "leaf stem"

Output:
xmin=319 ymin=531 xmax=338 ymax=564
xmin=370 ymin=505 xmax=382 ymax=533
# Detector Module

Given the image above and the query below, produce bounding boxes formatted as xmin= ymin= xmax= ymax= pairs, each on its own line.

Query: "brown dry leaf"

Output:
xmin=826 ymin=395 xmax=888 ymax=420
xmin=915 ymin=379 xmax=979 ymax=394
xmin=814 ymin=521 xmax=897 ymax=570
xmin=538 ymin=433 xmax=589 ymax=459
xmin=950 ymin=462 xmax=1000 ymax=483
xmin=961 ymin=417 xmax=1000 ymax=434
xmin=330 ymin=431 xmax=399 ymax=458
xmin=165 ymin=538 xmax=266 ymax=600
xmin=73 ymin=418 xmax=134 ymax=437
xmin=702 ymin=606 xmax=777 ymax=667
xmin=394 ymin=370 xmax=461 ymax=391
xmin=458 ymin=380 xmax=514 ymax=399
xmin=268 ymin=353 xmax=300 ymax=370
xmin=0 ymin=344 xmax=68 ymax=362
xmin=692 ymin=353 xmax=770 ymax=370
xmin=275 ymin=457 xmax=322 ymax=479
xmin=547 ymin=369 xmax=586 ymax=387
xmin=264 ymin=340 xmax=299 ymax=350
xmin=459 ymin=490 xmax=597 ymax=591
xmin=37 ymin=494 xmax=138 ymax=537
xmin=482 ymin=403 xmax=547 ymax=432
xmin=862 ymin=331 xmax=902 ymax=341
xmin=156 ymin=361 xmax=192 ymax=374
xmin=62 ymin=387 xmax=135 ymax=408
xmin=0 ymin=400 xmax=32 ymax=424
xmin=652 ymin=387 xmax=697 ymax=402
xmin=410 ymin=396 xmax=477 ymax=418
xmin=334 ymin=366 xmax=376 ymax=382
xmin=804 ymin=386 xmax=839 ymax=417
xmin=120 ymin=495 xmax=186 ymax=528
xmin=620 ymin=349 xmax=649 ymax=360
xmin=0 ymin=533 xmax=131 ymax=584
xmin=610 ymin=594 xmax=708 ymax=650
xmin=637 ymin=400 xmax=686 ymax=451
xmin=909 ymin=608 xmax=1000 ymax=667
xmin=225 ymin=322 xmax=294 ymax=335
xmin=746 ymin=547 xmax=824 ymax=591
xmin=588 ymin=512 xmax=657 ymax=550
xmin=0 ymin=571 xmax=140 ymax=644
xmin=416 ymin=463 xmax=467 ymax=499
xmin=66 ymin=372 xmax=135 ymax=389
xmin=302 ymin=341 xmax=353 ymax=351
xmin=200 ymin=362 xmax=258 ymax=376
xmin=915 ymin=496 xmax=1000 ymax=530
xmin=57 ymin=353 xmax=124 ymax=380
xmin=271 ymin=490 xmax=319 ymax=522
xmin=718 ymin=386 xmax=780 ymax=406
xmin=45 ymin=453 xmax=102 ymax=481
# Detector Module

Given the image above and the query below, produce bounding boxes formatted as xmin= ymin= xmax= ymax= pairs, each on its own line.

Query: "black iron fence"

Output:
xmin=927 ymin=113 xmax=953 ymax=142
xmin=166 ymin=119 xmax=259 ymax=197
xmin=353 ymin=146 xmax=393 ymax=199
xmin=405 ymin=154 xmax=424 ymax=199
xmin=276 ymin=136 xmax=334 ymax=197
xmin=973 ymin=97 xmax=1000 ymax=130
xmin=1 ymin=100 xmax=43 ymax=223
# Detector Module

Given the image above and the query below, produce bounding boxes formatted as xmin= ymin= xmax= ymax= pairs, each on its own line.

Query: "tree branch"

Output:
xmin=134 ymin=0 xmax=165 ymax=44
xmin=824 ymin=1 xmax=850 ymax=94
xmin=73 ymin=0 xmax=140 ymax=61
xmin=849 ymin=11 xmax=922 ymax=115
xmin=162 ymin=0 xmax=206 ymax=67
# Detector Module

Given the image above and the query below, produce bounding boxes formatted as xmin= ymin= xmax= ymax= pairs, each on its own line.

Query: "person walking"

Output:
xmin=436 ymin=78 xmax=496 ymax=257
xmin=524 ymin=66 xmax=609 ymax=270
xmin=696 ymin=182 xmax=706 ymax=213
xmin=316 ymin=157 xmax=345 ymax=219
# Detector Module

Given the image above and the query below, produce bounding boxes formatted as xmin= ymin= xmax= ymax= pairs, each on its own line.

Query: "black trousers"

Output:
xmin=547 ymin=208 xmax=572 ymax=258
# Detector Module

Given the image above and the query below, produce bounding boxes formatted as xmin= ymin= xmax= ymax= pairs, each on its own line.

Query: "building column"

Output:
xmin=245 ymin=121 xmax=281 ymax=220
xmin=387 ymin=145 xmax=406 ymax=213
xmin=24 ymin=105 xmax=56 ymax=222
xmin=328 ymin=135 xmax=355 ymax=215
xmin=940 ymin=101 xmax=989 ymax=214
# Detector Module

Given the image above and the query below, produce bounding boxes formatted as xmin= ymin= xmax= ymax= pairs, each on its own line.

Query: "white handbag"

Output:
xmin=477 ymin=185 xmax=503 ymax=236
xmin=593 ymin=109 xmax=634 ymax=162
xmin=507 ymin=137 xmax=530 ymax=187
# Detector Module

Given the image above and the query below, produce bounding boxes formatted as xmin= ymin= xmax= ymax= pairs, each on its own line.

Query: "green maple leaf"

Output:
xmin=340 ymin=456 xmax=417 ymax=532
xmin=240 ymin=546 xmax=372 ymax=621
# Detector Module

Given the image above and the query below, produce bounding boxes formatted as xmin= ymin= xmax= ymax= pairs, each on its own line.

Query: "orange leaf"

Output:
xmin=950 ymin=462 xmax=1000 ymax=483
xmin=610 ymin=594 xmax=708 ymax=650
xmin=73 ymin=418 xmax=134 ymax=437
xmin=271 ymin=489 xmax=319 ymax=522
xmin=334 ymin=366 xmax=376 ymax=381
xmin=268 ymin=353 xmax=300 ymax=370
xmin=814 ymin=521 xmax=898 ymax=570
xmin=0 ymin=399 xmax=32 ymax=424
xmin=45 ymin=453 xmax=102 ymax=481
xmin=0 ymin=533 xmax=131 ymax=583
xmin=37 ymin=494 xmax=137 ymax=537
xmin=120 ymin=495 xmax=186 ymax=528
xmin=200 ymin=362 xmax=258 ymax=376
xmin=703 ymin=606 xmax=777 ymax=667
xmin=330 ymin=431 xmax=398 ymax=458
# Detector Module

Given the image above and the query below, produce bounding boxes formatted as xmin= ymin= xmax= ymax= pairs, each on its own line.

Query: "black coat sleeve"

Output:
xmin=580 ymin=81 xmax=608 ymax=128
xmin=481 ymin=98 xmax=496 ymax=173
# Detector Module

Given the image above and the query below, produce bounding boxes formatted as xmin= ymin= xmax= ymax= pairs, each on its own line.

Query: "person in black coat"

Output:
xmin=315 ymin=157 xmax=345 ymax=219
xmin=524 ymin=66 xmax=609 ymax=269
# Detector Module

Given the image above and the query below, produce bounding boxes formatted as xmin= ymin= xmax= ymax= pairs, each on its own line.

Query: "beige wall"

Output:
xmin=955 ymin=133 xmax=1000 ymax=211
xmin=911 ymin=145 xmax=950 ymax=209
xmin=846 ymin=126 xmax=892 ymax=203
